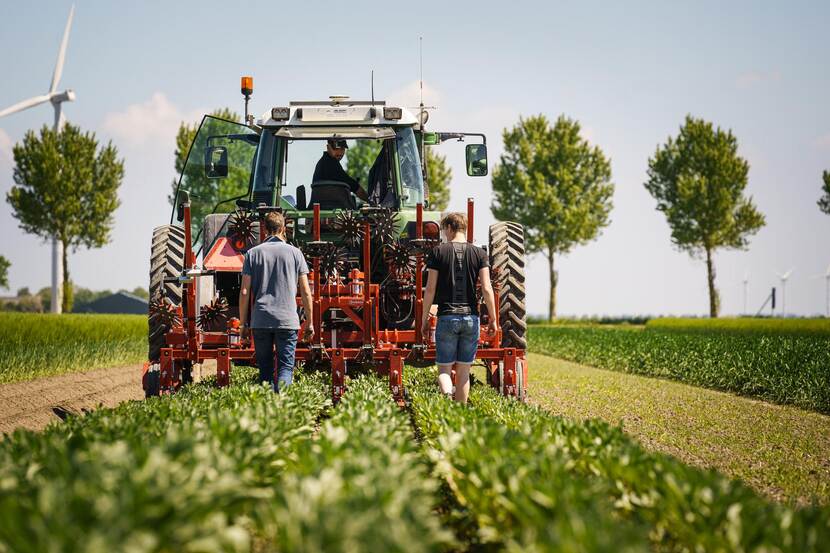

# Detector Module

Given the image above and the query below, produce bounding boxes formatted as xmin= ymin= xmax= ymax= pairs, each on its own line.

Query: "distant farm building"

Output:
xmin=76 ymin=291 xmax=148 ymax=315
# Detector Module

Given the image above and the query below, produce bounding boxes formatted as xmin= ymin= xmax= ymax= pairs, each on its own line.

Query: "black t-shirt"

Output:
xmin=312 ymin=152 xmax=361 ymax=193
xmin=426 ymin=242 xmax=489 ymax=316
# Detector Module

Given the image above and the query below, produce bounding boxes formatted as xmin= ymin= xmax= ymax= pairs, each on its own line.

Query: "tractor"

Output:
xmin=144 ymin=80 xmax=527 ymax=403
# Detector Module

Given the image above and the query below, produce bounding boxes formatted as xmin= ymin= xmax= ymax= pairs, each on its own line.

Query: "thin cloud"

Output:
xmin=386 ymin=81 xmax=442 ymax=109
xmin=101 ymin=92 xmax=202 ymax=151
xmin=735 ymin=70 xmax=781 ymax=89
xmin=814 ymin=133 xmax=830 ymax=151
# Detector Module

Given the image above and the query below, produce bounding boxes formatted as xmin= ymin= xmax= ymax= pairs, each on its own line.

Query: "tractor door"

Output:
xmin=170 ymin=115 xmax=260 ymax=246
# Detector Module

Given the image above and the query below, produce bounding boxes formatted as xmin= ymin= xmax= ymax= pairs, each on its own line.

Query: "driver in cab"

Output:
xmin=313 ymin=139 xmax=369 ymax=201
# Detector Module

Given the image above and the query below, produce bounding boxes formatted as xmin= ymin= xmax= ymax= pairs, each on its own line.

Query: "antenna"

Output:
xmin=419 ymin=37 xmax=429 ymax=202
xmin=371 ymin=69 xmax=375 ymax=105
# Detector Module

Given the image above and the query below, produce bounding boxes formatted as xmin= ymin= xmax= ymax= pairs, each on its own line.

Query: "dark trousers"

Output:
xmin=252 ymin=328 xmax=298 ymax=392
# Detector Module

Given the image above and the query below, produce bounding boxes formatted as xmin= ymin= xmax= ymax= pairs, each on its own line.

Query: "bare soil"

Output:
xmin=0 ymin=363 xmax=147 ymax=434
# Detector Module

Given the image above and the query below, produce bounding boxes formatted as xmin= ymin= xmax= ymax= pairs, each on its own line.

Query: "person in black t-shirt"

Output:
xmin=312 ymin=139 xmax=369 ymax=201
xmin=422 ymin=213 xmax=498 ymax=403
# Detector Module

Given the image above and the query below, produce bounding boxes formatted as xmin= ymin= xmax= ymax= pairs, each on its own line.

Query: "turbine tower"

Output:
xmin=0 ymin=5 xmax=75 ymax=314
xmin=776 ymin=268 xmax=794 ymax=317
xmin=812 ymin=264 xmax=830 ymax=317
xmin=742 ymin=271 xmax=749 ymax=315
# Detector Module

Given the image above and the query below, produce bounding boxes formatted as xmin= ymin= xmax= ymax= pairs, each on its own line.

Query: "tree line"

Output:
xmin=2 ymin=112 xmax=827 ymax=319
xmin=491 ymin=114 xmax=828 ymax=321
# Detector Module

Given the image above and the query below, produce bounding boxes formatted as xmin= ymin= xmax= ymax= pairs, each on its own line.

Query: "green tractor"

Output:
xmin=147 ymin=91 xmax=527 ymax=401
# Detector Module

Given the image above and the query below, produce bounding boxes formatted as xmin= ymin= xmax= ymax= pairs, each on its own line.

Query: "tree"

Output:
xmin=819 ymin=170 xmax=830 ymax=215
xmin=645 ymin=116 xmax=765 ymax=318
xmin=7 ymin=124 xmax=124 ymax=312
xmin=491 ymin=115 xmax=614 ymax=321
xmin=346 ymin=140 xmax=452 ymax=211
xmin=0 ymin=256 xmax=9 ymax=290
xmin=425 ymin=148 xmax=451 ymax=211
xmin=169 ymin=109 xmax=245 ymax=226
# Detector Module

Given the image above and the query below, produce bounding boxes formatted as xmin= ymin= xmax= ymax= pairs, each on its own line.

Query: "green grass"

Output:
xmin=528 ymin=325 xmax=830 ymax=413
xmin=647 ymin=317 xmax=830 ymax=336
xmin=0 ymin=312 xmax=146 ymax=384
xmin=524 ymin=353 xmax=830 ymax=505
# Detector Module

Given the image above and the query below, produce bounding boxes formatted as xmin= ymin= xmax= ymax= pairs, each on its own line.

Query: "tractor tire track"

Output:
xmin=0 ymin=363 xmax=144 ymax=434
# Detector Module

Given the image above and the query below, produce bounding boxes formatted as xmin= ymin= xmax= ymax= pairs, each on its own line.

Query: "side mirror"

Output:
xmin=296 ymin=185 xmax=307 ymax=211
xmin=205 ymin=146 xmax=229 ymax=178
xmin=176 ymin=190 xmax=191 ymax=222
xmin=465 ymin=144 xmax=488 ymax=176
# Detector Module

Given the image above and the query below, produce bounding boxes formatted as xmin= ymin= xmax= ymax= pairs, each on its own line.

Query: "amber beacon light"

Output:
xmin=241 ymin=76 xmax=253 ymax=121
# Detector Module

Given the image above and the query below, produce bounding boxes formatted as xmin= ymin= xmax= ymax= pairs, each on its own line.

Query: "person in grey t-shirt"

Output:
xmin=239 ymin=212 xmax=313 ymax=391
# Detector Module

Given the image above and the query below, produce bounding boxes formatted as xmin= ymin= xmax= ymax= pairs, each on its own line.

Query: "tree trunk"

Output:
xmin=548 ymin=247 xmax=557 ymax=322
xmin=705 ymin=247 xmax=719 ymax=318
xmin=61 ymin=241 xmax=72 ymax=313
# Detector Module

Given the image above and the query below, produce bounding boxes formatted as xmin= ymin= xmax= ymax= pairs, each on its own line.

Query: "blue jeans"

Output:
xmin=253 ymin=328 xmax=298 ymax=392
xmin=435 ymin=315 xmax=480 ymax=365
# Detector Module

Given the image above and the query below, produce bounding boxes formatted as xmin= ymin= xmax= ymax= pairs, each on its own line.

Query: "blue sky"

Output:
xmin=1 ymin=0 xmax=828 ymax=316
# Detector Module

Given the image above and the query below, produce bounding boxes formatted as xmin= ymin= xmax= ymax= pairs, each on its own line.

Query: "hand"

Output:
xmin=421 ymin=318 xmax=431 ymax=338
xmin=487 ymin=320 xmax=499 ymax=336
xmin=241 ymin=326 xmax=250 ymax=340
xmin=303 ymin=326 xmax=314 ymax=343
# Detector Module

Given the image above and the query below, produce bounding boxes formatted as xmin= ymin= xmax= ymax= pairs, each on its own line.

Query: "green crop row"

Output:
xmin=0 ymin=312 xmax=146 ymax=383
xmin=408 ymin=371 xmax=648 ymax=552
xmin=259 ymin=376 xmax=451 ymax=552
xmin=646 ymin=317 xmax=830 ymax=337
xmin=528 ymin=325 xmax=830 ymax=413
xmin=467 ymin=381 xmax=830 ymax=552
xmin=0 ymin=370 xmax=330 ymax=552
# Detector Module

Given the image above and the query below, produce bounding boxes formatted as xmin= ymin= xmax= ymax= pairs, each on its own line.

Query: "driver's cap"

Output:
xmin=327 ymin=139 xmax=348 ymax=149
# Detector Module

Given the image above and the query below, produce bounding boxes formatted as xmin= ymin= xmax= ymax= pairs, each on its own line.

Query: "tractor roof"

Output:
xmin=257 ymin=97 xmax=420 ymax=130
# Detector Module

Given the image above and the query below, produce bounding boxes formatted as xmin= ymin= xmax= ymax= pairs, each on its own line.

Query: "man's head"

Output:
xmin=264 ymin=212 xmax=285 ymax=237
xmin=440 ymin=212 xmax=467 ymax=241
xmin=326 ymin=139 xmax=348 ymax=161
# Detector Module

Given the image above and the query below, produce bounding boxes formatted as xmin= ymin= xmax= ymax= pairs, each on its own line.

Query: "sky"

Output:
xmin=0 ymin=0 xmax=828 ymax=317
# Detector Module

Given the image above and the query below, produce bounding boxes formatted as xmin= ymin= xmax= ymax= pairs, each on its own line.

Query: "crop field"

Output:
xmin=528 ymin=322 xmax=830 ymax=413
xmin=0 ymin=312 xmax=146 ymax=384
xmin=1 ymin=367 xmax=828 ymax=552
xmin=646 ymin=317 xmax=830 ymax=336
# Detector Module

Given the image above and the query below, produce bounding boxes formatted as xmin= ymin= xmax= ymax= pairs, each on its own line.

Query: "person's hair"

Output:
xmin=440 ymin=212 xmax=467 ymax=234
xmin=264 ymin=212 xmax=285 ymax=235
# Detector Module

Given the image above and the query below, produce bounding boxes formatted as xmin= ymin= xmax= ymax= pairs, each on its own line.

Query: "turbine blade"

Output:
xmin=0 ymin=94 xmax=52 ymax=118
xmin=50 ymin=5 xmax=74 ymax=93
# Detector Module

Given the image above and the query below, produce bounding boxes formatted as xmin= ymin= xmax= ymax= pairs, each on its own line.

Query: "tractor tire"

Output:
xmin=149 ymin=224 xmax=185 ymax=364
xmin=488 ymin=222 xmax=527 ymax=350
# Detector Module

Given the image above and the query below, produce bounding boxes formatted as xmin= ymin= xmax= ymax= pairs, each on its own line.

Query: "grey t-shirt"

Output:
xmin=241 ymin=237 xmax=309 ymax=329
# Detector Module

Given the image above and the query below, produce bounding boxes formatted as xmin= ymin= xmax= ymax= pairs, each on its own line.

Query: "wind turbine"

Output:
xmin=0 ymin=5 xmax=75 ymax=314
xmin=742 ymin=271 xmax=749 ymax=315
xmin=811 ymin=264 xmax=830 ymax=317
xmin=776 ymin=268 xmax=794 ymax=317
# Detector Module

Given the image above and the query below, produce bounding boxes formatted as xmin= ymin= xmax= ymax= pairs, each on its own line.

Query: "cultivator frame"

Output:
xmin=147 ymin=195 xmax=527 ymax=404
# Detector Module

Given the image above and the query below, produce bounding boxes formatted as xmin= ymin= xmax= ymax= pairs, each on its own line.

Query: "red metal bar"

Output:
xmin=182 ymin=203 xmax=199 ymax=361
xmin=217 ymin=348 xmax=230 ymax=387
xmin=388 ymin=349 xmax=404 ymax=404
xmin=466 ymin=197 xmax=474 ymax=243
xmin=415 ymin=203 xmax=424 ymax=345
xmin=312 ymin=203 xmax=322 ymax=345
xmin=332 ymin=348 xmax=346 ymax=404
xmin=362 ymin=221 xmax=372 ymax=346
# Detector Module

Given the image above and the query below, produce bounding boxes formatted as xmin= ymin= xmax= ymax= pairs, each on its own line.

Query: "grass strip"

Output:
xmin=0 ymin=312 xmax=146 ymax=384
xmin=470 ymin=380 xmax=830 ymax=552
xmin=407 ymin=370 xmax=649 ymax=552
xmin=0 ymin=369 xmax=329 ymax=552
xmin=528 ymin=325 xmax=830 ymax=413
xmin=646 ymin=317 xmax=830 ymax=337
xmin=525 ymin=353 xmax=830 ymax=504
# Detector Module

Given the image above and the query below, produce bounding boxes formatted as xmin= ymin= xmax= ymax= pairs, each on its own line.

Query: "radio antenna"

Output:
xmin=371 ymin=69 xmax=375 ymax=104
xmin=419 ymin=36 xmax=429 ymax=199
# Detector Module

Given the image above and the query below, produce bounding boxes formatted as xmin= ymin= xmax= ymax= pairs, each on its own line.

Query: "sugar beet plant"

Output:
xmin=466 ymin=382 xmax=830 ymax=552
xmin=529 ymin=325 xmax=830 ymax=413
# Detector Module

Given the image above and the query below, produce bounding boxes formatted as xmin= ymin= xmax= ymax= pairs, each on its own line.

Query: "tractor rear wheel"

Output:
xmin=148 ymin=225 xmax=185 ymax=367
xmin=488 ymin=222 xmax=527 ymax=350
